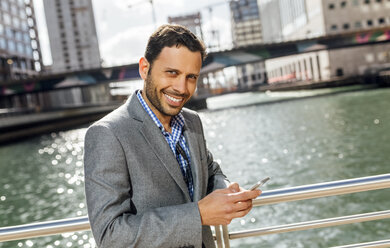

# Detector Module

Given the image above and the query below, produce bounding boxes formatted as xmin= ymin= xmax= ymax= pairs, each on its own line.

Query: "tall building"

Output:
xmin=43 ymin=0 xmax=101 ymax=73
xmin=0 ymin=0 xmax=42 ymax=82
xmin=168 ymin=12 xmax=204 ymax=41
xmin=230 ymin=0 xmax=262 ymax=47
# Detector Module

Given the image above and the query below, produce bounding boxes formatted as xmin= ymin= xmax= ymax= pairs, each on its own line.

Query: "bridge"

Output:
xmin=1 ymin=27 xmax=390 ymax=143
xmin=1 ymin=26 xmax=390 ymax=99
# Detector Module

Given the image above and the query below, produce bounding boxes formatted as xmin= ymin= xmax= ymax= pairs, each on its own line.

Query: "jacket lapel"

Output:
xmin=183 ymin=117 xmax=204 ymax=202
xmin=127 ymin=94 xmax=191 ymax=202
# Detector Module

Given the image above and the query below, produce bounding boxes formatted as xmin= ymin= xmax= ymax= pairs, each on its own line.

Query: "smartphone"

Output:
xmin=249 ymin=177 xmax=270 ymax=190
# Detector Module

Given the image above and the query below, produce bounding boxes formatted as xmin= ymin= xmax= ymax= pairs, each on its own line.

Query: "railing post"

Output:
xmin=214 ymin=225 xmax=223 ymax=248
xmin=222 ymin=225 xmax=230 ymax=248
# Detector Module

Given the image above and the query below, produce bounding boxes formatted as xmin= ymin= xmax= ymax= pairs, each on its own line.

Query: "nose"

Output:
xmin=171 ymin=76 xmax=188 ymax=95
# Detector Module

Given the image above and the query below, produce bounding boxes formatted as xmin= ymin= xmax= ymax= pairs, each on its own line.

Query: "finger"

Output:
xmin=229 ymin=190 xmax=261 ymax=203
xmin=228 ymin=182 xmax=240 ymax=193
xmin=233 ymin=200 xmax=252 ymax=212
xmin=228 ymin=205 xmax=253 ymax=220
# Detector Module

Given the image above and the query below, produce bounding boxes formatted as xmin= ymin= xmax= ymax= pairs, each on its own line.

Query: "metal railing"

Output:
xmin=0 ymin=174 xmax=389 ymax=247
xmin=214 ymin=173 xmax=390 ymax=248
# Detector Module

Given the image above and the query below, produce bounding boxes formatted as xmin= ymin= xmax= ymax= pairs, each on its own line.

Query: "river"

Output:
xmin=1 ymin=86 xmax=390 ymax=248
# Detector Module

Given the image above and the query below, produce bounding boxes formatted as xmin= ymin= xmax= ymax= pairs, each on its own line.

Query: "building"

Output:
xmin=0 ymin=0 xmax=42 ymax=82
xmin=259 ymin=0 xmax=390 ymax=43
xmin=323 ymin=0 xmax=390 ymax=34
xmin=260 ymin=0 xmax=390 ymax=84
xmin=230 ymin=0 xmax=262 ymax=47
xmin=168 ymin=12 xmax=204 ymax=41
xmin=43 ymin=0 xmax=101 ymax=74
xmin=259 ymin=0 xmax=324 ymax=43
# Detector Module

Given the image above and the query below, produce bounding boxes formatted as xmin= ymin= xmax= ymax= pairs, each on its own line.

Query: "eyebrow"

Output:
xmin=165 ymin=67 xmax=199 ymax=77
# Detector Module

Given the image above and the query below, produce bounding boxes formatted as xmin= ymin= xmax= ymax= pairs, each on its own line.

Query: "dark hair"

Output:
xmin=144 ymin=24 xmax=207 ymax=67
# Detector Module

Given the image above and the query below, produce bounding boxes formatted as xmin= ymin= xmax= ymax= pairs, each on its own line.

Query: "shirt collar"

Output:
xmin=136 ymin=90 xmax=185 ymax=132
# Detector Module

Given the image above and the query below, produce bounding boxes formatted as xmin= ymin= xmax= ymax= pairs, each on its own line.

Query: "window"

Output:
xmin=341 ymin=1 xmax=347 ymax=7
xmin=353 ymin=0 xmax=359 ymax=5
xmin=0 ymin=38 xmax=6 ymax=49
xmin=1 ymin=1 xmax=9 ymax=11
xmin=19 ymin=9 xmax=26 ymax=19
xmin=355 ymin=21 xmax=362 ymax=28
xmin=13 ymin=17 xmax=21 ymax=28
xmin=23 ymin=33 xmax=30 ymax=43
xmin=8 ymin=40 xmax=16 ymax=51
xmin=367 ymin=20 xmax=373 ymax=26
xmin=331 ymin=24 xmax=338 ymax=30
xmin=3 ymin=13 xmax=11 ymax=25
xmin=17 ymin=42 xmax=24 ymax=54
xmin=343 ymin=23 xmax=350 ymax=29
xmin=378 ymin=17 xmax=385 ymax=24
xmin=328 ymin=3 xmax=335 ymax=9
xmin=336 ymin=68 xmax=344 ymax=76
xmin=0 ymin=24 xmax=3 ymax=35
xmin=15 ymin=30 xmax=22 ymax=41
xmin=5 ymin=27 xmax=13 ymax=38
xmin=364 ymin=0 xmax=370 ymax=3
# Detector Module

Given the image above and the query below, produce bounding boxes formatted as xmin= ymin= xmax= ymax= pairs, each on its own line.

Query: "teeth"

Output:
xmin=164 ymin=94 xmax=182 ymax=103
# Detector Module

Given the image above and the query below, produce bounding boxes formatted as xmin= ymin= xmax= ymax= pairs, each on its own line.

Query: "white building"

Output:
xmin=260 ymin=0 xmax=390 ymax=84
xmin=43 ymin=0 xmax=101 ymax=73
xmin=323 ymin=0 xmax=390 ymax=34
xmin=259 ymin=0 xmax=390 ymax=43
xmin=259 ymin=0 xmax=324 ymax=43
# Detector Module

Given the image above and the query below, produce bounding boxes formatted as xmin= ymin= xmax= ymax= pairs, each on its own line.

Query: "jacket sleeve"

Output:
xmin=84 ymin=124 xmax=202 ymax=248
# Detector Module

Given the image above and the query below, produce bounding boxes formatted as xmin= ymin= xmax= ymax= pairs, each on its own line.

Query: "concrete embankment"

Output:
xmin=0 ymin=104 xmax=120 ymax=144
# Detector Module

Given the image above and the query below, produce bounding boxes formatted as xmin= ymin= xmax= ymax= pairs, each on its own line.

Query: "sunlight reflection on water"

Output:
xmin=1 ymin=87 xmax=390 ymax=247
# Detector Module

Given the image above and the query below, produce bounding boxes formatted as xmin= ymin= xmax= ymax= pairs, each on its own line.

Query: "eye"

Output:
xmin=167 ymin=70 xmax=177 ymax=75
xmin=187 ymin=74 xmax=198 ymax=80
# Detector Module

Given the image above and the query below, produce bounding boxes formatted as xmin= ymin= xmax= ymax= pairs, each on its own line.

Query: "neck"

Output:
xmin=141 ymin=90 xmax=172 ymax=132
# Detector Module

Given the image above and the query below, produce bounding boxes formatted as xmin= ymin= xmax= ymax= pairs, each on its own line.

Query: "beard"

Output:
xmin=144 ymin=74 xmax=185 ymax=117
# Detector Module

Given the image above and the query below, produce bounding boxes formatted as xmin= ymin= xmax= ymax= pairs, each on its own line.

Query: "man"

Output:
xmin=84 ymin=24 xmax=261 ymax=248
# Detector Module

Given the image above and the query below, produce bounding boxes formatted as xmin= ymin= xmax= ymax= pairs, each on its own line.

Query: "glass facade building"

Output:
xmin=0 ymin=0 xmax=42 ymax=82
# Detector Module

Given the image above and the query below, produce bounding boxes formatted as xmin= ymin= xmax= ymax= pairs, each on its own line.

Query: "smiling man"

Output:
xmin=84 ymin=24 xmax=261 ymax=248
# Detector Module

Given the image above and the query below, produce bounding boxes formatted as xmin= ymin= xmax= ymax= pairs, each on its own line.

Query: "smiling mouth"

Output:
xmin=164 ymin=93 xmax=184 ymax=103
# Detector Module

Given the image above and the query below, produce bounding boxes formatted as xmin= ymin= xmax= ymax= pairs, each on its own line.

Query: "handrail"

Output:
xmin=253 ymin=173 xmax=390 ymax=206
xmin=330 ymin=239 xmax=390 ymax=248
xmin=0 ymin=174 xmax=389 ymax=245
xmin=229 ymin=209 xmax=390 ymax=239
xmin=0 ymin=217 xmax=90 ymax=242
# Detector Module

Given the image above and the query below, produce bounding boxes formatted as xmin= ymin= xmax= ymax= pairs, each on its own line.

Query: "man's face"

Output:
xmin=141 ymin=46 xmax=202 ymax=120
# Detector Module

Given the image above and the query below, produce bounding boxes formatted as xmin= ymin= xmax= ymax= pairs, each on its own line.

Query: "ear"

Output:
xmin=139 ymin=57 xmax=150 ymax=80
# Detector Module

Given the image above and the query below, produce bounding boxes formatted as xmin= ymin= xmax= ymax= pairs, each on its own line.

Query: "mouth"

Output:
xmin=163 ymin=93 xmax=185 ymax=106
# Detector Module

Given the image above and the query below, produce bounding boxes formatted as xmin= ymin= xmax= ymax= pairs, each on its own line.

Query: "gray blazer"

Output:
xmin=84 ymin=93 xmax=228 ymax=248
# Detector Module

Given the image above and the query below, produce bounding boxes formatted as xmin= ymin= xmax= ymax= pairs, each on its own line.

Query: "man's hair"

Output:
xmin=144 ymin=24 xmax=207 ymax=67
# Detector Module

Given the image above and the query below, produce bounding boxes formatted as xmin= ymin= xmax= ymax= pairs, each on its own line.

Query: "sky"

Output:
xmin=33 ymin=0 xmax=233 ymax=67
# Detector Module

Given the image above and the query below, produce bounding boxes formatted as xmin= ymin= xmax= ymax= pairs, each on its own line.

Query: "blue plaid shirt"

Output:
xmin=136 ymin=90 xmax=194 ymax=201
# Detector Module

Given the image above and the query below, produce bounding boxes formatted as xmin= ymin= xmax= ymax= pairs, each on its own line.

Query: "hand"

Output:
xmin=198 ymin=182 xmax=261 ymax=226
